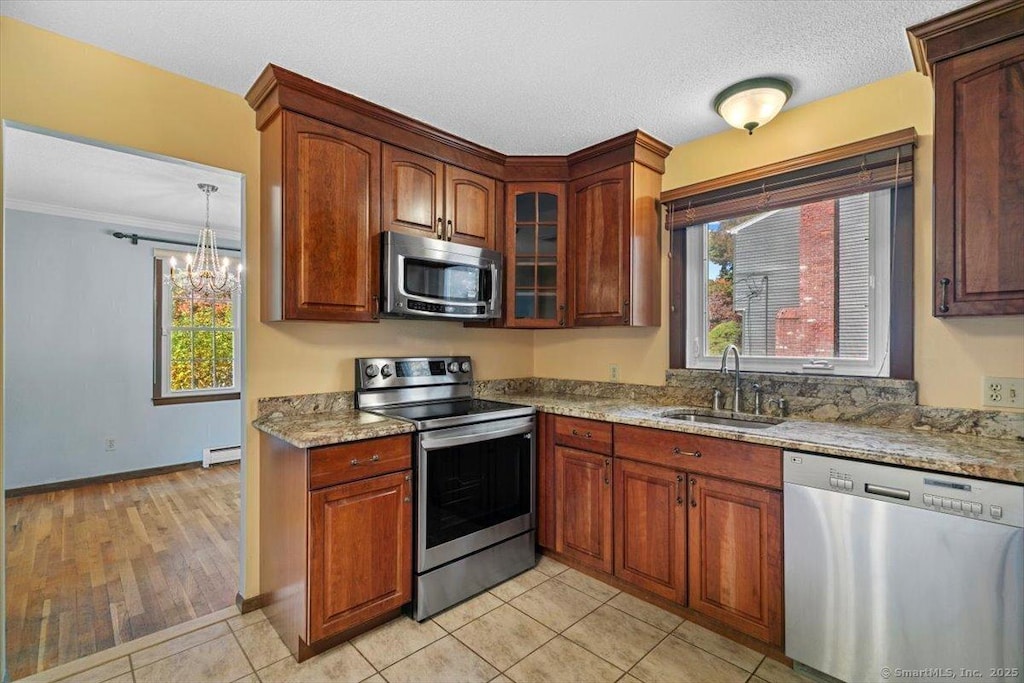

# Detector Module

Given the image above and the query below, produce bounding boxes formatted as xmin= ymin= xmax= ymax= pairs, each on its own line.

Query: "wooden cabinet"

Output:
xmin=555 ymin=446 xmax=613 ymax=572
xmin=506 ymin=183 xmax=568 ymax=327
xmin=569 ymin=163 xmax=662 ymax=327
xmin=536 ymin=413 xmax=557 ymax=550
xmin=383 ymin=144 xmax=497 ymax=248
xmin=909 ymin=1 xmax=1024 ymax=316
xmin=259 ymin=432 xmax=413 ymax=660
xmin=687 ymin=475 xmax=783 ymax=646
xmin=261 ymin=111 xmax=381 ymax=322
xmin=309 ymin=470 xmax=412 ymax=642
xmin=614 ymin=458 xmax=686 ymax=603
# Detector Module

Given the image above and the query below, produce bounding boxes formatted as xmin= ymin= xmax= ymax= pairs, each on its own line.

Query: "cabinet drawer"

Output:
xmin=309 ymin=435 xmax=412 ymax=490
xmin=554 ymin=416 xmax=613 ymax=454
xmin=614 ymin=425 xmax=781 ymax=489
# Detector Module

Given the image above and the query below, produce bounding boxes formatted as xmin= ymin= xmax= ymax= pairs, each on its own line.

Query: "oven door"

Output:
xmin=417 ymin=416 xmax=535 ymax=573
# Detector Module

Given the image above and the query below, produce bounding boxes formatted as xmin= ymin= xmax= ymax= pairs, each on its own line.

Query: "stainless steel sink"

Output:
xmin=659 ymin=410 xmax=783 ymax=430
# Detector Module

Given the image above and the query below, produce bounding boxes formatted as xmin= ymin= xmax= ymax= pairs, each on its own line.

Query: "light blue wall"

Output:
xmin=3 ymin=209 xmax=241 ymax=489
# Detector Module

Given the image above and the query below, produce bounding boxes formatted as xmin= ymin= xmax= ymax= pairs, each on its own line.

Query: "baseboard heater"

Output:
xmin=203 ymin=445 xmax=241 ymax=468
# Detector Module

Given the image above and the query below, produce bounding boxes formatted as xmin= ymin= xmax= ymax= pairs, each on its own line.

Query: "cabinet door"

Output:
xmin=570 ymin=165 xmax=631 ymax=326
xmin=555 ymin=446 xmax=613 ymax=572
xmin=688 ymin=475 xmax=783 ymax=646
xmin=283 ymin=112 xmax=381 ymax=321
xmin=446 ymin=166 xmax=496 ymax=248
xmin=506 ymin=183 xmax=568 ymax=327
xmin=382 ymin=144 xmax=445 ymax=240
xmin=308 ymin=470 xmax=412 ymax=643
xmin=614 ymin=459 xmax=686 ymax=603
xmin=933 ymin=36 xmax=1024 ymax=316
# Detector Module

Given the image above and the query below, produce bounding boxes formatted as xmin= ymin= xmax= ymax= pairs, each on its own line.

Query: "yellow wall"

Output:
xmin=535 ymin=71 xmax=1024 ymax=409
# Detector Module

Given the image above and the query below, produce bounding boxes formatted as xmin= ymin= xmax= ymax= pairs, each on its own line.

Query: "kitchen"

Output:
xmin=2 ymin=1 xmax=1023 ymax=682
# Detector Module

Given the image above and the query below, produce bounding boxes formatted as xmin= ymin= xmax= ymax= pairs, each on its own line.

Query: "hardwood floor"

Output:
xmin=5 ymin=462 xmax=240 ymax=680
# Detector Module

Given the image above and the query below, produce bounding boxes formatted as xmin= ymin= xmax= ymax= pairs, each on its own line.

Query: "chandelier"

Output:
xmin=166 ymin=183 xmax=242 ymax=297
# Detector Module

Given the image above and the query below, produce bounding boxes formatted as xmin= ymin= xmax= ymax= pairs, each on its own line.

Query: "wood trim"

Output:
xmin=153 ymin=392 xmax=241 ymax=406
xmin=568 ymin=130 xmax=672 ymax=177
xmin=668 ymin=229 xmax=686 ymax=369
xmin=907 ymin=0 xmax=1024 ymax=76
xmin=660 ymin=128 xmax=917 ymax=205
xmin=296 ymin=607 xmax=401 ymax=663
xmin=540 ymin=548 xmax=792 ymax=666
xmin=504 ymin=157 xmax=570 ymax=182
xmin=236 ymin=592 xmax=271 ymax=614
xmin=5 ymin=460 xmax=204 ymax=498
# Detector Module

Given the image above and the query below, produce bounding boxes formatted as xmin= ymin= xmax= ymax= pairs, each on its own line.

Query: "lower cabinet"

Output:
xmin=555 ymin=446 xmax=613 ymax=572
xmin=687 ymin=474 xmax=783 ymax=646
xmin=309 ymin=470 xmax=412 ymax=642
xmin=613 ymin=458 xmax=686 ymax=603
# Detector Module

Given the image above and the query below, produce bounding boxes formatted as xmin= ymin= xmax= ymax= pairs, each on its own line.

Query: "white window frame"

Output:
xmin=684 ymin=190 xmax=891 ymax=377
xmin=154 ymin=249 xmax=241 ymax=400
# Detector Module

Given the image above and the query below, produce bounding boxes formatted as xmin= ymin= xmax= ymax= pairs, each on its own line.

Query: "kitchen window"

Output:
xmin=664 ymin=130 xmax=916 ymax=378
xmin=153 ymin=251 xmax=240 ymax=405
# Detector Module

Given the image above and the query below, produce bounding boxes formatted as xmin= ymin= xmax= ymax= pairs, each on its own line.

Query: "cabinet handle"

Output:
xmin=371 ymin=294 xmax=380 ymax=320
xmin=671 ymin=446 xmax=701 ymax=458
xmin=603 ymin=458 xmax=611 ymax=485
xmin=689 ymin=478 xmax=697 ymax=508
xmin=938 ymin=277 xmax=951 ymax=313
xmin=676 ymin=474 xmax=684 ymax=506
xmin=623 ymin=299 xmax=630 ymax=325
xmin=446 ymin=219 xmax=454 ymax=241
xmin=572 ymin=429 xmax=592 ymax=439
xmin=350 ymin=454 xmax=381 ymax=466
xmin=436 ymin=217 xmax=444 ymax=239
xmin=558 ymin=303 xmax=566 ymax=327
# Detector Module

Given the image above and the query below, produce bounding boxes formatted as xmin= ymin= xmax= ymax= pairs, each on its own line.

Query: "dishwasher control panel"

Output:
xmin=785 ymin=451 xmax=1023 ymax=528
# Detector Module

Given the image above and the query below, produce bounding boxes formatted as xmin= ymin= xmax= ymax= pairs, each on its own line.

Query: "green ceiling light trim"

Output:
xmin=713 ymin=77 xmax=794 ymax=135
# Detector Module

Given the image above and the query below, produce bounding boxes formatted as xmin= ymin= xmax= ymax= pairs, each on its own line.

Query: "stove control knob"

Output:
xmin=364 ymin=364 xmax=379 ymax=378
xmin=380 ymin=364 xmax=393 ymax=378
xmin=448 ymin=361 xmax=460 ymax=373
xmin=460 ymin=361 xmax=471 ymax=373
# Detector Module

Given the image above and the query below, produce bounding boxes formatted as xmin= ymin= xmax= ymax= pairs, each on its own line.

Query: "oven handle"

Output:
xmin=419 ymin=419 xmax=534 ymax=450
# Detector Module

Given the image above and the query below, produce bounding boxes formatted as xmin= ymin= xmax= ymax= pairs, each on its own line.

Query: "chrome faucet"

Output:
xmin=719 ymin=344 xmax=742 ymax=412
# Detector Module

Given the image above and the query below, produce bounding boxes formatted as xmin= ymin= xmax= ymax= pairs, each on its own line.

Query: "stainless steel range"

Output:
xmin=355 ymin=356 xmax=537 ymax=621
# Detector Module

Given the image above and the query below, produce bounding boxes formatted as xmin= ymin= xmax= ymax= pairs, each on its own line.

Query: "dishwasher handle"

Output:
xmin=864 ymin=483 xmax=911 ymax=500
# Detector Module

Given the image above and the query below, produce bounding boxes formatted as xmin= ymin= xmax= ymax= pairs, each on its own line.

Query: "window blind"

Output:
xmin=662 ymin=128 xmax=916 ymax=230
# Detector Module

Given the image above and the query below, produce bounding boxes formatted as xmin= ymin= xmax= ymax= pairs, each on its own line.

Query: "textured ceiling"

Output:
xmin=3 ymin=126 xmax=243 ymax=238
xmin=2 ymin=0 xmax=970 ymax=154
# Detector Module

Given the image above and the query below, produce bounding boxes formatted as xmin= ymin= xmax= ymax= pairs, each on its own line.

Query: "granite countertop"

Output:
xmin=253 ymin=408 xmax=415 ymax=448
xmin=252 ymin=391 xmax=1023 ymax=484
xmin=477 ymin=392 xmax=1024 ymax=485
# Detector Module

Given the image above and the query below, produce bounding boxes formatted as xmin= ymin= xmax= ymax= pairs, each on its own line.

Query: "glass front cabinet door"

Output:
xmin=506 ymin=183 xmax=568 ymax=327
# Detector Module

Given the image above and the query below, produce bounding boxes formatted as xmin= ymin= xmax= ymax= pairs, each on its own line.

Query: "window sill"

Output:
xmin=153 ymin=392 xmax=240 ymax=406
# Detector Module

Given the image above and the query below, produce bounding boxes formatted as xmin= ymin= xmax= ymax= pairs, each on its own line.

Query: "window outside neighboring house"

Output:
xmin=685 ymin=190 xmax=891 ymax=376
xmin=153 ymin=250 xmax=240 ymax=404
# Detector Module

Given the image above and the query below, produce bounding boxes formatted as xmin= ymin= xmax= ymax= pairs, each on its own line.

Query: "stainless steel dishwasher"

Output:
xmin=784 ymin=450 xmax=1023 ymax=683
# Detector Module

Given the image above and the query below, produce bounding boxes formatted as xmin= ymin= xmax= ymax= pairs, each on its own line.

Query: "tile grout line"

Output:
xmin=666 ymin=623 xmax=766 ymax=675
xmin=227 ymin=625 xmax=259 ymax=679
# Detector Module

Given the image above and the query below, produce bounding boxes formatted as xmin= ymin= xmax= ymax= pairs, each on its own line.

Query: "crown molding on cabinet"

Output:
xmin=907 ymin=0 xmax=1024 ymax=77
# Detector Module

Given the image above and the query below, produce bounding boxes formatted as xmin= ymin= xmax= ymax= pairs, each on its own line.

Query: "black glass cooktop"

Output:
xmin=366 ymin=398 xmax=534 ymax=429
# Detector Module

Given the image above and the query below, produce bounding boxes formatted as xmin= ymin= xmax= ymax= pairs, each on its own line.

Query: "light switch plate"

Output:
xmin=982 ymin=377 xmax=1023 ymax=408
xmin=609 ymin=364 xmax=620 ymax=382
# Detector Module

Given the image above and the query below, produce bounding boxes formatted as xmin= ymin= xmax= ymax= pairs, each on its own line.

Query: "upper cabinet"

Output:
xmin=383 ymin=145 xmax=497 ymax=248
xmin=570 ymin=162 xmax=664 ymax=326
xmin=909 ymin=0 xmax=1024 ymax=316
xmin=506 ymin=183 xmax=568 ymax=327
xmin=262 ymin=111 xmax=382 ymax=322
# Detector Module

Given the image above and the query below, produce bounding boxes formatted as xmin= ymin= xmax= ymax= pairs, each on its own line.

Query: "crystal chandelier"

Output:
xmin=166 ymin=183 xmax=242 ymax=296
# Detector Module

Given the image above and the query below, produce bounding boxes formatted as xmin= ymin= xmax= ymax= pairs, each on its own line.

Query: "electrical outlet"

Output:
xmin=105 ymin=438 xmax=116 ymax=452
xmin=983 ymin=377 xmax=1024 ymax=408
xmin=609 ymin=364 xmax=620 ymax=382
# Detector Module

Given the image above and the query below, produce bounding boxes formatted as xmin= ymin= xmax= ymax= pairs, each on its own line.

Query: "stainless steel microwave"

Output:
xmin=380 ymin=231 xmax=502 ymax=320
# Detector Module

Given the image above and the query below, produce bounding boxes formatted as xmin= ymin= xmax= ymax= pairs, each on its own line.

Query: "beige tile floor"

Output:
xmin=19 ymin=557 xmax=816 ymax=683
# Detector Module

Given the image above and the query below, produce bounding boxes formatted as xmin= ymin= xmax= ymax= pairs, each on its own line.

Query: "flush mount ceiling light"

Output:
xmin=713 ymin=77 xmax=793 ymax=135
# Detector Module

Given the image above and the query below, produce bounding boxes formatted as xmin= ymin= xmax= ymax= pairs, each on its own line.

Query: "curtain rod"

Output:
xmin=112 ymin=231 xmax=241 ymax=253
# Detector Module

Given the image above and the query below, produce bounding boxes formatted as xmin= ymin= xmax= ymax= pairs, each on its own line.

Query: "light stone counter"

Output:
xmin=253 ymin=408 xmax=414 ymax=449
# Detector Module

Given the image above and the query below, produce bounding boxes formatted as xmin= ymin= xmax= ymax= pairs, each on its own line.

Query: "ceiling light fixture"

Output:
xmin=166 ymin=183 xmax=242 ymax=296
xmin=713 ymin=77 xmax=793 ymax=135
